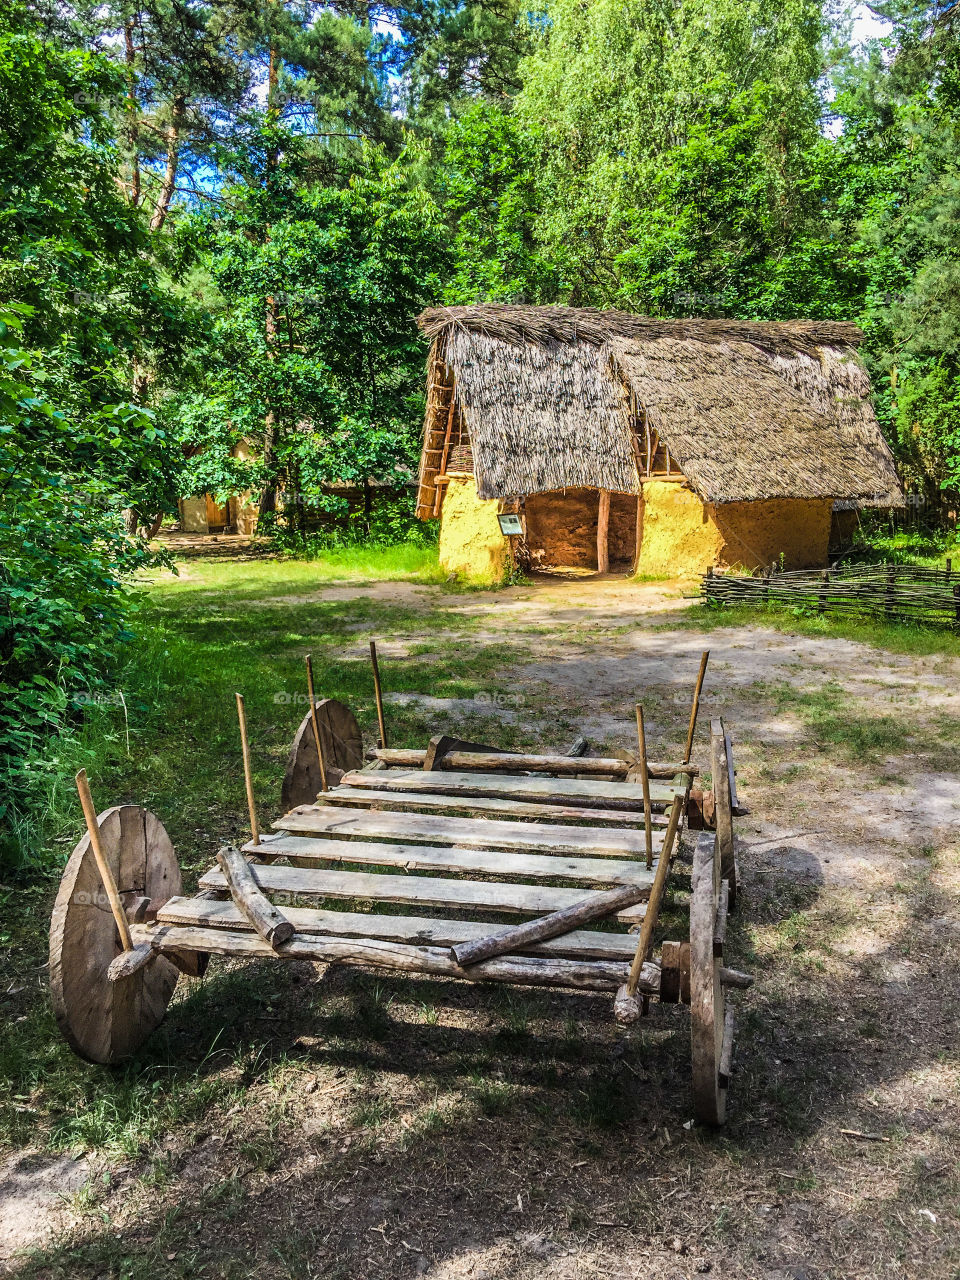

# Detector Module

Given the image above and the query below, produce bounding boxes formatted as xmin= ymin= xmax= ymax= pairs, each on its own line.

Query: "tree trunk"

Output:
xmin=124 ymin=19 xmax=141 ymax=207
xmin=258 ymin=411 xmax=278 ymax=524
xmin=258 ymin=284 xmax=281 ymax=523
xmin=256 ymin=16 xmax=281 ymax=531
xmin=150 ymin=95 xmax=184 ymax=232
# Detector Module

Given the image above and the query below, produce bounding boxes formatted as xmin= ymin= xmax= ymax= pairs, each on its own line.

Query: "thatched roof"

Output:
xmin=416 ymin=304 xmax=904 ymax=511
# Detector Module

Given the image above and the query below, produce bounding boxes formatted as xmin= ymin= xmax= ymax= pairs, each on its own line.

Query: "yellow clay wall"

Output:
xmin=634 ymin=481 xmax=832 ymax=576
xmin=634 ymin=482 xmax=725 ymax=577
xmin=713 ymin=495 xmax=833 ymax=571
xmin=438 ymin=476 xmax=513 ymax=583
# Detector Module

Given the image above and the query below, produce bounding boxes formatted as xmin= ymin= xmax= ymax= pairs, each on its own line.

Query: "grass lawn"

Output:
xmin=2 ymin=546 xmax=959 ymax=1280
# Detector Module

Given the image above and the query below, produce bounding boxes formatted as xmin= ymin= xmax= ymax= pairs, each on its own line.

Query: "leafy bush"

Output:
xmin=0 ymin=310 xmax=166 ymax=866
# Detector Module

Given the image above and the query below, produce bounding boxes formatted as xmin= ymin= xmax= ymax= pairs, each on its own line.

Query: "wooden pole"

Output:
xmin=304 ymin=655 xmax=329 ymax=793
xmin=216 ymin=845 xmax=294 ymax=948
xmin=367 ymin=747 xmax=695 ymax=778
xmin=711 ymin=717 xmax=736 ymax=907
xmin=370 ymin=639 xmax=387 ymax=749
xmin=452 ymin=882 xmax=650 ymax=968
xmin=597 ymin=489 xmax=610 ymax=574
xmin=75 ymin=770 xmax=133 ymax=952
xmin=635 ymin=704 xmax=653 ymax=869
xmin=683 ymin=649 xmax=710 ymax=765
xmin=235 ymin=692 xmax=260 ymax=847
xmin=624 ymin=792 xmax=683 ymax=998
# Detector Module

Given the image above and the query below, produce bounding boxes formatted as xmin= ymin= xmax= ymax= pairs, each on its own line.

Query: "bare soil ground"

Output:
xmin=3 ymin=572 xmax=959 ymax=1280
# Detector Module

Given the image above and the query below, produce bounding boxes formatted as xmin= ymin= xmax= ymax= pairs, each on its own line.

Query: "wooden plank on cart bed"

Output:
xmin=139 ymin=924 xmax=662 ymax=993
xmin=198 ymin=864 xmax=650 ymax=922
xmin=244 ymin=834 xmax=656 ymax=885
xmin=157 ymin=897 xmax=642 ymax=961
xmin=339 ymin=768 xmax=680 ymax=809
xmin=315 ymin=787 xmax=668 ymax=828
xmin=273 ymin=805 xmax=663 ymax=859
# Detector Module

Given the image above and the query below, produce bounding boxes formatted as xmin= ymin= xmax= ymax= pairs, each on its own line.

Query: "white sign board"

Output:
xmin=497 ymin=513 xmax=523 ymax=536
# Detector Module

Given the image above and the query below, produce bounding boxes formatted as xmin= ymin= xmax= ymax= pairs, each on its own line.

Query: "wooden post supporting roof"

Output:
xmin=597 ymin=489 xmax=610 ymax=574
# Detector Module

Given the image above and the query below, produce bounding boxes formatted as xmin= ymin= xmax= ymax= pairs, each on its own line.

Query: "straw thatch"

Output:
xmin=416 ymin=304 xmax=904 ymax=510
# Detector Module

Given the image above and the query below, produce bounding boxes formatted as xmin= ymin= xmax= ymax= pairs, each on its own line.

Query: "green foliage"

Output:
xmin=399 ymin=0 xmax=532 ymax=127
xmin=827 ymin=24 xmax=960 ymax=509
xmin=0 ymin=13 xmax=193 ymax=429
xmin=0 ymin=13 xmax=192 ymax=859
xmin=892 ymin=359 xmax=960 ymax=496
xmin=270 ymin=495 xmax=440 ymax=554
xmin=442 ymin=102 xmax=563 ymax=303
xmin=0 ymin=309 xmax=166 ymax=861
xmin=176 ymin=142 xmax=449 ymax=535
xmin=612 ymin=80 xmax=857 ymax=318
xmin=514 ymin=0 xmax=828 ymax=304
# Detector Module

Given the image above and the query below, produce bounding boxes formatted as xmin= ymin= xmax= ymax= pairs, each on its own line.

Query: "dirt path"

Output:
xmin=5 ymin=573 xmax=959 ymax=1279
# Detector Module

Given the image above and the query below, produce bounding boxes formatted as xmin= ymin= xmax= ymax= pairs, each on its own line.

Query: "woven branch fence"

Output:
xmin=701 ymin=561 xmax=960 ymax=630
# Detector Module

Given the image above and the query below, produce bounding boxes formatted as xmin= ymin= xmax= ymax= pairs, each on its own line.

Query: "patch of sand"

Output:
xmin=0 ymin=1151 xmax=90 ymax=1270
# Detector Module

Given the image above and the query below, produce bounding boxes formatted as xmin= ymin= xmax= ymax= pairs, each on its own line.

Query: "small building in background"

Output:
xmin=415 ymin=305 xmax=904 ymax=582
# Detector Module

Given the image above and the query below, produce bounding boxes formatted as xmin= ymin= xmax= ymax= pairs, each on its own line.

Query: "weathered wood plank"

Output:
xmin=156 ymin=896 xmax=642 ymax=960
xmin=197 ymin=864 xmax=650 ymax=922
xmin=348 ymin=766 xmax=682 ymax=803
xmin=243 ymin=834 xmax=655 ymax=887
xmin=274 ymin=805 xmax=663 ymax=859
xmin=137 ymin=923 xmax=662 ymax=993
xmin=315 ymin=787 xmax=668 ymax=828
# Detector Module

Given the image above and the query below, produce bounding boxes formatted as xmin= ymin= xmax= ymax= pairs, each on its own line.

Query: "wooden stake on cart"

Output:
xmin=370 ymin=639 xmax=388 ymax=749
xmin=635 ymin=704 xmax=654 ymax=869
xmin=614 ymin=792 xmax=684 ymax=1023
xmin=235 ymin=692 xmax=260 ymax=847
xmin=683 ymin=650 xmax=710 ymax=765
xmin=304 ymin=655 xmax=329 ymax=793
xmin=75 ymin=770 xmax=134 ymax=953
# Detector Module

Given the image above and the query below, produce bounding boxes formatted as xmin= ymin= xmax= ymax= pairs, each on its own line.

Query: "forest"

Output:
xmin=2 ymin=0 xmax=960 ymax=854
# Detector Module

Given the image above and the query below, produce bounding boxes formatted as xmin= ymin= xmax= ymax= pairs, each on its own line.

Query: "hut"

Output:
xmin=414 ymin=305 xmax=904 ymax=582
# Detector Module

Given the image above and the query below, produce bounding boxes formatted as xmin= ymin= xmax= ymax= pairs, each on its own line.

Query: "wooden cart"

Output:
xmin=50 ymin=690 xmax=748 ymax=1125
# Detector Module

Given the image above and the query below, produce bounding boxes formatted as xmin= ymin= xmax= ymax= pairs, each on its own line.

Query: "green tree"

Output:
xmin=0 ymin=305 xmax=165 ymax=859
xmin=612 ymin=80 xmax=863 ymax=318
xmin=515 ymin=0 xmax=828 ymax=303
xmin=442 ymin=102 xmax=562 ymax=302
xmin=396 ymin=0 xmax=533 ymax=130
xmin=176 ymin=141 xmax=448 ymax=536
xmin=824 ymin=10 xmax=960 ymax=508
xmin=0 ymin=8 xmax=188 ymax=518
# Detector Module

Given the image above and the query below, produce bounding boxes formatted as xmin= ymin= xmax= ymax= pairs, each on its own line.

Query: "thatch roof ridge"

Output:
xmin=418 ymin=304 xmax=863 ymax=359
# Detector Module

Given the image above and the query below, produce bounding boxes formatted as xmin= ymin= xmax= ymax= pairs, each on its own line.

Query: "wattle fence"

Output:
xmin=701 ymin=561 xmax=960 ymax=630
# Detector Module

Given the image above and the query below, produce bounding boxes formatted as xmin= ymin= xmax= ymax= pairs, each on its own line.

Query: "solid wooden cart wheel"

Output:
xmin=49 ymin=806 xmax=181 ymax=1064
xmin=281 ymin=698 xmax=363 ymax=809
xmin=690 ymin=831 xmax=734 ymax=1125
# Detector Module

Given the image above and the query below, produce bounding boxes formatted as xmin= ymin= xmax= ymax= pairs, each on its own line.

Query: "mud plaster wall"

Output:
xmin=634 ymin=480 xmax=832 ymax=576
xmin=438 ymin=476 xmax=512 ymax=583
xmin=524 ymin=490 xmax=637 ymax=568
xmin=712 ymin=496 xmax=833 ymax=570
